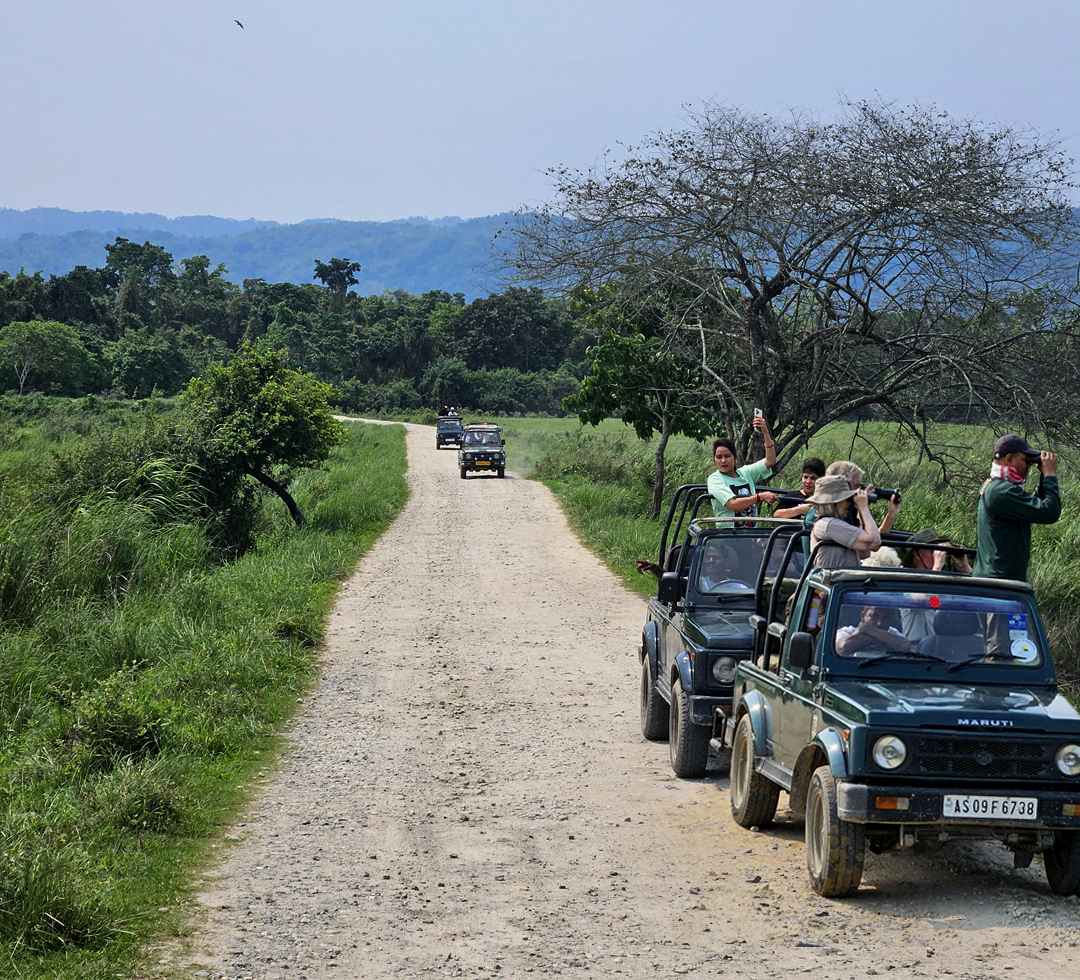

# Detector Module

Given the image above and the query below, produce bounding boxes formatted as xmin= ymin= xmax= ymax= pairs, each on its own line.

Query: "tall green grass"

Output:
xmin=0 ymin=403 xmax=408 ymax=978
xmin=490 ymin=416 xmax=1080 ymax=696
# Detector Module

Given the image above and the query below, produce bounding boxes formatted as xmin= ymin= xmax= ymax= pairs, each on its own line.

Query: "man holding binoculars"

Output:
xmin=973 ymin=434 xmax=1060 ymax=582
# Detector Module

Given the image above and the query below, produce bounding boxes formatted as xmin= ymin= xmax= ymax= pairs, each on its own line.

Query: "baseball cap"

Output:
xmin=992 ymin=434 xmax=1042 ymax=461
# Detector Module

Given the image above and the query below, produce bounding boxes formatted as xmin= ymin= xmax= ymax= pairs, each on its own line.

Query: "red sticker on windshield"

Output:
xmin=929 ymin=595 xmax=941 ymax=608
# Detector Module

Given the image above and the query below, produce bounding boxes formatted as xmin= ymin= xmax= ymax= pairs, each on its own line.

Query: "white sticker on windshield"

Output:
xmin=1011 ymin=638 xmax=1038 ymax=663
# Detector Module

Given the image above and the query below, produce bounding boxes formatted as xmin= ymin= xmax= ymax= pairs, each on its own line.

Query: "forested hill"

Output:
xmin=0 ymin=210 xmax=513 ymax=299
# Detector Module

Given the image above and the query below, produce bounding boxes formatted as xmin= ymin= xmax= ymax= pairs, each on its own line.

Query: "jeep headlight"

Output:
xmin=872 ymin=735 xmax=907 ymax=770
xmin=1056 ymin=744 xmax=1080 ymax=776
xmin=710 ymin=656 xmax=737 ymax=685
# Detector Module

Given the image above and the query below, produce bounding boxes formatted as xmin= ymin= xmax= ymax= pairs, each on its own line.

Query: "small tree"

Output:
xmin=0 ymin=319 xmax=91 ymax=394
xmin=181 ymin=345 xmax=344 ymax=526
xmin=566 ymin=291 xmax=717 ymax=517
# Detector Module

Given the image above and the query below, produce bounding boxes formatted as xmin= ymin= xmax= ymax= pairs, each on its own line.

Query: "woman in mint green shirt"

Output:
xmin=708 ymin=416 xmax=778 ymax=519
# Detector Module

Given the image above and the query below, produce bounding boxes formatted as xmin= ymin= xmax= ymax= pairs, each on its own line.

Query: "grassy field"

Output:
xmin=488 ymin=415 xmax=1080 ymax=695
xmin=0 ymin=398 xmax=409 ymax=978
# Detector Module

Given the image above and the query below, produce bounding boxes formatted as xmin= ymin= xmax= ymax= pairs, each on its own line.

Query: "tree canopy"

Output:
xmin=181 ymin=346 xmax=345 ymax=526
xmin=511 ymin=98 xmax=1080 ymax=468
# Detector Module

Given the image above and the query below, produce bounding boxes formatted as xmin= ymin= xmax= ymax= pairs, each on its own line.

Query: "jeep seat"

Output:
xmin=918 ymin=609 xmax=985 ymax=660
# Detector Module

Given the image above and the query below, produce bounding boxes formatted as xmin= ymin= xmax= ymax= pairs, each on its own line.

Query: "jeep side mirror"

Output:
xmin=787 ymin=631 xmax=815 ymax=670
xmin=658 ymin=571 xmax=681 ymax=604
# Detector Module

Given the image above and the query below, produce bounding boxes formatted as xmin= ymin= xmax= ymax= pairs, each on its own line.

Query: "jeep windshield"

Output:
xmin=463 ymin=431 xmax=500 ymax=446
xmin=830 ymin=589 xmax=1043 ymax=668
xmin=695 ymin=532 xmax=803 ymax=596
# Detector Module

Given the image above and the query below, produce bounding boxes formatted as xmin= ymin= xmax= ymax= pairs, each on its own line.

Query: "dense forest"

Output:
xmin=0 ymin=237 xmax=589 ymax=415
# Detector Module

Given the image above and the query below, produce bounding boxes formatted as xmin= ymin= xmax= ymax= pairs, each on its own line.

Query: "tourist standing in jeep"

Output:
xmin=709 ymin=415 xmax=778 ymax=518
xmin=973 ymin=434 xmax=1061 ymax=582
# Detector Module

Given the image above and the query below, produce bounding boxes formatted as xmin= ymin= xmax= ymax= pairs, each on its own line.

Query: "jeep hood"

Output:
xmin=825 ymin=680 xmax=1080 ymax=733
xmin=685 ymin=609 xmax=755 ymax=651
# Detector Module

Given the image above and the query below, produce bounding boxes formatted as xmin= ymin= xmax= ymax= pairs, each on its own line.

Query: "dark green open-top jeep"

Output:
xmin=458 ymin=423 xmax=506 ymax=479
xmin=436 ymin=414 xmax=464 ymax=449
xmin=638 ymin=484 xmax=803 ymax=778
xmin=721 ymin=531 xmax=1080 ymax=898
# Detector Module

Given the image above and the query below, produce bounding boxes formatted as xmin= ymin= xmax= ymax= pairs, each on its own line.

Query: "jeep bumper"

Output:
xmin=837 ymin=781 xmax=1080 ymax=829
xmin=689 ymin=694 xmax=733 ymax=726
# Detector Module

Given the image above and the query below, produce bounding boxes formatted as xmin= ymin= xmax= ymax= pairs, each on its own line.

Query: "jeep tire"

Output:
xmin=497 ymin=467 xmax=505 ymax=478
xmin=806 ymin=765 xmax=865 ymax=898
xmin=460 ymin=466 xmax=467 ymax=480
xmin=639 ymin=655 xmax=669 ymax=741
xmin=668 ymin=674 xmax=709 ymax=778
xmin=1045 ymin=830 xmax=1080 ymax=895
xmin=729 ymin=714 xmax=780 ymax=827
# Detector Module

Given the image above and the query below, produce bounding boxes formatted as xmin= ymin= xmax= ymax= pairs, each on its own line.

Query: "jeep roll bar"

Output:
xmin=657 ymin=482 xmax=793 ymax=567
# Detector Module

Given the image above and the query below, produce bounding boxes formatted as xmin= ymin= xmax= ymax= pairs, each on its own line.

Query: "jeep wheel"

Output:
xmin=639 ymin=656 xmax=669 ymax=741
xmin=459 ymin=466 xmax=467 ymax=480
xmin=729 ymin=714 xmax=780 ymax=827
xmin=497 ymin=467 xmax=505 ymax=478
xmin=1044 ymin=831 xmax=1080 ymax=895
xmin=668 ymin=675 xmax=709 ymax=778
xmin=806 ymin=765 xmax=865 ymax=898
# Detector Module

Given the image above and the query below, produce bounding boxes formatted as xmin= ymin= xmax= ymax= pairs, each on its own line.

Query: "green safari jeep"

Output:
xmin=723 ymin=540 xmax=1080 ymax=898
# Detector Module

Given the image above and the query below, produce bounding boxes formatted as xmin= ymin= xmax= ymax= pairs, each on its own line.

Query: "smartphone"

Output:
xmin=753 ymin=408 xmax=763 ymax=418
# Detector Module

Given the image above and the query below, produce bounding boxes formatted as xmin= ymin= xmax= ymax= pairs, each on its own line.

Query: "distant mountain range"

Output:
xmin=0 ymin=207 xmax=516 ymax=299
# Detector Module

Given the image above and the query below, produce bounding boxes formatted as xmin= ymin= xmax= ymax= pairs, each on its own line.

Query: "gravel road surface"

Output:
xmin=174 ymin=422 xmax=1080 ymax=979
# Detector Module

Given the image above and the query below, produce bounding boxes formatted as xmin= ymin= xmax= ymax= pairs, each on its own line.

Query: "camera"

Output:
xmin=864 ymin=486 xmax=900 ymax=504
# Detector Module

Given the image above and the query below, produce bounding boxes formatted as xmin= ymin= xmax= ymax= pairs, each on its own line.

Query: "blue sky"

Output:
xmin=3 ymin=0 xmax=1078 ymax=224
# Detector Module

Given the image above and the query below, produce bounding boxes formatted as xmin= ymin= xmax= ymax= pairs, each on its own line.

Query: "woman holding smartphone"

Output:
xmin=708 ymin=414 xmax=778 ymax=519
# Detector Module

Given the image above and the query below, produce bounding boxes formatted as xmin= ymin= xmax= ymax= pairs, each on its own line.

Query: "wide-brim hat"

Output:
xmin=899 ymin=527 xmax=946 ymax=566
xmin=805 ymin=474 xmax=857 ymax=505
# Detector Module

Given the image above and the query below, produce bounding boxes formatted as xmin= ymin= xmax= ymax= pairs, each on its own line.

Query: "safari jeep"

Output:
xmin=436 ymin=415 xmax=464 ymax=449
xmin=638 ymin=484 xmax=802 ymax=778
xmin=722 ymin=535 xmax=1080 ymax=898
xmin=458 ymin=423 xmax=506 ymax=479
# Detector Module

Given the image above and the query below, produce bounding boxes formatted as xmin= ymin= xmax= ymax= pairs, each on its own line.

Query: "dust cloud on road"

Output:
xmin=177 ymin=422 xmax=1080 ymax=979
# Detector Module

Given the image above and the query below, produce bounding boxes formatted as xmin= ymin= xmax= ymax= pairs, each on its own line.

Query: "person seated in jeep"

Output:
xmin=835 ymin=605 xmax=911 ymax=655
xmin=696 ymin=540 xmax=742 ymax=592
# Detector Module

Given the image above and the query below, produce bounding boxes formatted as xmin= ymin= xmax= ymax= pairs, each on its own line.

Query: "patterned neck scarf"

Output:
xmin=990 ymin=462 xmax=1025 ymax=484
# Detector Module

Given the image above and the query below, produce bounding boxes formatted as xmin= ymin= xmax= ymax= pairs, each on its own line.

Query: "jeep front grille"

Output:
xmin=913 ymin=736 xmax=1051 ymax=778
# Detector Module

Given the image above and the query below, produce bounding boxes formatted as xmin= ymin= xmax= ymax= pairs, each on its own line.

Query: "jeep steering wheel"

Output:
xmin=717 ymin=578 xmax=754 ymax=590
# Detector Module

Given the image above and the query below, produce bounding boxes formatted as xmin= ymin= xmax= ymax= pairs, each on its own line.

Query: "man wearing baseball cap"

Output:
xmin=972 ymin=434 xmax=1060 ymax=582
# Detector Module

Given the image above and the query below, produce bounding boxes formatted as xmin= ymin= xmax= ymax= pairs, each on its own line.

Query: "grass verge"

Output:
xmin=0 ymin=415 xmax=408 ymax=978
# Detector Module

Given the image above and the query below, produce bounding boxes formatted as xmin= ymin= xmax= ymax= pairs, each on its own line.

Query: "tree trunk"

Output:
xmin=650 ymin=418 xmax=673 ymax=520
xmin=244 ymin=465 xmax=307 ymax=526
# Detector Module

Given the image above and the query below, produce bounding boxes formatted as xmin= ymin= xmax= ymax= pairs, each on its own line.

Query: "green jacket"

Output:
xmin=972 ymin=475 xmax=1061 ymax=581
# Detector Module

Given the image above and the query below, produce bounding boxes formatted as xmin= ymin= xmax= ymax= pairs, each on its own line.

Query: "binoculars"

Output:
xmin=864 ymin=486 xmax=900 ymax=504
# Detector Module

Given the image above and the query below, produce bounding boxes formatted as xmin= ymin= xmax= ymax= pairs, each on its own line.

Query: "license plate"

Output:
xmin=942 ymin=794 xmax=1038 ymax=819
xmin=474 ymin=461 xmax=490 ymax=466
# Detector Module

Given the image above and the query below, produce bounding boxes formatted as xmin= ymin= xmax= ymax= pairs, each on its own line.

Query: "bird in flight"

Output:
xmin=235 ymin=19 xmax=244 ymax=29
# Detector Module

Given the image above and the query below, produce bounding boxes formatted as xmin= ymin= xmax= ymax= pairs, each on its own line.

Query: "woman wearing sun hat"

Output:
xmin=805 ymin=475 xmax=882 ymax=568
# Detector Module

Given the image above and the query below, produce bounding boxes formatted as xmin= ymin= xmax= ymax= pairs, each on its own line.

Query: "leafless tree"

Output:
xmin=509 ymin=98 xmax=1079 ymax=472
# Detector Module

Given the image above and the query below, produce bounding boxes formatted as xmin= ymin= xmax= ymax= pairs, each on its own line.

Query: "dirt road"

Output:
xmin=177 ymin=422 xmax=1080 ymax=979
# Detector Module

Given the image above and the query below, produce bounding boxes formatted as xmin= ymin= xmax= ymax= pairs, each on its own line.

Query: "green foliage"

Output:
xmin=0 ymin=319 xmax=92 ymax=395
xmin=180 ymin=346 xmax=345 ymax=528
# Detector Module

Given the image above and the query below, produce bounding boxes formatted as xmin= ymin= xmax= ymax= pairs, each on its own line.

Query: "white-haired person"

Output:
xmin=804 ymin=475 xmax=881 ymax=568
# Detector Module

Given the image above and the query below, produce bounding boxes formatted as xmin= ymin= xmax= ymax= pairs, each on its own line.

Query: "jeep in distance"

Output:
xmin=723 ymin=540 xmax=1080 ymax=898
xmin=458 ymin=423 xmax=505 ymax=479
xmin=436 ymin=415 xmax=464 ymax=449
xmin=639 ymin=484 xmax=803 ymax=778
